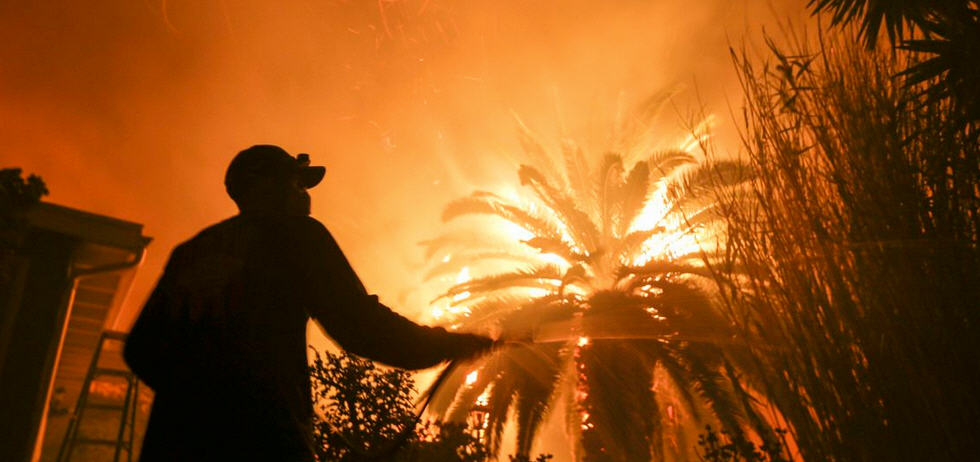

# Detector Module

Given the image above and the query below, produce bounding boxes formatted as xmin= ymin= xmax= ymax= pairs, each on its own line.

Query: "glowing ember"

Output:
xmin=577 ymin=336 xmax=590 ymax=347
xmin=475 ymin=389 xmax=490 ymax=407
xmin=465 ymin=370 xmax=478 ymax=385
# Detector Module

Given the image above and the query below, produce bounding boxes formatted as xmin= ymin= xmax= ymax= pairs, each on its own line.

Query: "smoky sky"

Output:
xmin=1 ymin=0 xmax=807 ymax=341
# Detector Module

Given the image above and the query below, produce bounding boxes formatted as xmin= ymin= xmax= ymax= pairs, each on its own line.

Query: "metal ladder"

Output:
xmin=56 ymin=330 xmax=139 ymax=462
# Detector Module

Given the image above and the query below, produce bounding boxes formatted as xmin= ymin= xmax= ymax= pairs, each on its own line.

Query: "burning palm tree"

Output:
xmin=422 ymin=115 xmax=771 ymax=461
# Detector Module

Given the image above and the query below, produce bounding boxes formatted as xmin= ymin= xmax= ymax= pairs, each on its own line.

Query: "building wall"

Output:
xmin=0 ymin=230 xmax=77 ymax=462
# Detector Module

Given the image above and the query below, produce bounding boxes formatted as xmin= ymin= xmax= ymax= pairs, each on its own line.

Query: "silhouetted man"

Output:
xmin=124 ymin=145 xmax=492 ymax=461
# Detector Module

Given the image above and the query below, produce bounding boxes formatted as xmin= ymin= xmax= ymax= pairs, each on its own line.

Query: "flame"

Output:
xmin=527 ymin=288 xmax=550 ymax=298
xmin=579 ymin=410 xmax=594 ymax=430
xmin=425 ymin=115 xmax=720 ymax=337
xmin=628 ymin=189 xmax=671 ymax=234
xmin=540 ymin=252 xmax=570 ymax=266
xmin=450 ymin=266 xmax=472 ymax=303
xmin=504 ymin=222 xmax=535 ymax=241
xmin=676 ymin=114 xmax=716 ymax=153
xmin=455 ymin=266 xmax=471 ymax=284
xmin=476 ymin=389 xmax=490 ymax=407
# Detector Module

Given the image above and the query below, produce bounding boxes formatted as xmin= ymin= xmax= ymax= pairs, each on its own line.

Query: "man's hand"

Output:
xmin=450 ymin=333 xmax=495 ymax=362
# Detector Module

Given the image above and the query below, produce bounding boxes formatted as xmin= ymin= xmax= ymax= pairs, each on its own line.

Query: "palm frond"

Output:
xmin=433 ymin=265 xmax=564 ymax=303
xmin=419 ymin=230 xmax=512 ymax=260
xmin=424 ymin=251 xmax=539 ymax=282
xmin=612 ymin=227 xmax=667 ymax=262
xmin=562 ymin=138 xmax=595 ymax=214
xmin=620 ymin=259 xmax=714 ymax=281
xmin=512 ymin=343 xmax=568 ymax=457
xmin=652 ymin=281 xmax=727 ymax=332
xmin=514 ymin=113 xmax=561 ymax=182
xmin=595 ymin=153 xmax=625 ymax=237
xmin=655 ymin=347 xmax=704 ymax=423
xmin=617 ymin=161 xmax=652 ymax=237
xmin=442 ymin=192 xmax=555 ymax=238
xmin=648 ymin=149 xmax=698 ymax=179
xmin=497 ymin=296 xmax=576 ymax=340
xmin=442 ymin=191 xmax=585 ymax=261
xmin=521 ymin=237 xmax=584 ymax=264
xmin=684 ymin=345 xmax=744 ymax=436
xmin=635 ymin=88 xmax=679 ymax=124
xmin=722 ymin=358 xmax=779 ymax=445
xmin=808 ymin=0 xmax=936 ymax=46
xmin=519 ymin=165 xmax=601 ymax=251
xmin=445 ymin=356 xmax=503 ymax=422
xmin=429 ymin=361 xmax=482 ymax=417
xmin=665 ymin=160 xmax=750 ymax=205
xmin=453 ymin=295 xmax=532 ymax=331
xmin=484 ymin=378 xmax=517 ymax=456
xmin=579 ymin=341 xmax=660 ymax=461
xmin=899 ymin=6 xmax=980 ymax=123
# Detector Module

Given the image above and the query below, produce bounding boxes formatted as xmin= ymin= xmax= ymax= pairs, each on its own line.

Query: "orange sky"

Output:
xmin=2 ymin=1 xmax=808 ymax=457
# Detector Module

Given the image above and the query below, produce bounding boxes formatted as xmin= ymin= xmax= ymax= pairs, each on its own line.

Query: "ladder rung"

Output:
xmin=93 ymin=368 xmax=133 ymax=377
xmin=101 ymin=331 xmax=128 ymax=341
xmin=57 ymin=331 xmax=138 ymax=461
xmin=85 ymin=403 xmax=126 ymax=411
xmin=74 ymin=437 xmax=132 ymax=448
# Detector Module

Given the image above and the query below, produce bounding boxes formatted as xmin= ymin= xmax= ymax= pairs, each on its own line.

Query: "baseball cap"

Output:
xmin=225 ymin=145 xmax=326 ymax=202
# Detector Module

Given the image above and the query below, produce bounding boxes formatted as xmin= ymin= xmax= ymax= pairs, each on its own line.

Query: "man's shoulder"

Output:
xmin=178 ymin=214 xmax=334 ymax=251
xmin=269 ymin=215 xmax=332 ymax=244
xmin=179 ymin=216 xmax=241 ymax=246
xmin=290 ymin=215 xmax=330 ymax=235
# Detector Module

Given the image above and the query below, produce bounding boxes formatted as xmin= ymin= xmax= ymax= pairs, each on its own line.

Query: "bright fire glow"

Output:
xmin=476 ymin=389 xmax=490 ymax=407
xmin=456 ymin=266 xmax=471 ymax=284
xmin=629 ymin=189 xmax=671 ymax=234
xmin=422 ymin=116 xmax=727 ymax=445
xmin=450 ymin=266 xmax=472 ymax=303
xmin=528 ymin=288 xmax=550 ymax=298
xmin=504 ymin=222 xmax=535 ymax=241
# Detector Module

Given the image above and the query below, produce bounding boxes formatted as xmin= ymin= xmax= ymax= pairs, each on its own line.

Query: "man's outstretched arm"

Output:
xmin=300 ymin=218 xmax=492 ymax=370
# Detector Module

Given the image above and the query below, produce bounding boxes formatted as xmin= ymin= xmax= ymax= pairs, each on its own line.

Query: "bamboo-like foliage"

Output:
xmin=425 ymin=115 xmax=768 ymax=461
xmin=712 ymin=32 xmax=980 ymax=461
xmin=809 ymin=0 xmax=980 ymax=124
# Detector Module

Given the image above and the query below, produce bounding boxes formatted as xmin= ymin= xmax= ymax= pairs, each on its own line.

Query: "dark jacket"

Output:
xmin=124 ymin=214 xmax=489 ymax=461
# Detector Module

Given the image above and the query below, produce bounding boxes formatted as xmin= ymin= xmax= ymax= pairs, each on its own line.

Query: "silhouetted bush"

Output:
xmin=0 ymin=168 xmax=47 ymax=283
xmin=310 ymin=349 xmax=550 ymax=462
xmin=696 ymin=425 xmax=788 ymax=462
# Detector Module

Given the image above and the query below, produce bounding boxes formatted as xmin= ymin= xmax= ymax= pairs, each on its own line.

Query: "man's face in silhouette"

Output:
xmin=284 ymin=175 xmax=312 ymax=216
xmin=241 ymin=173 xmax=312 ymax=216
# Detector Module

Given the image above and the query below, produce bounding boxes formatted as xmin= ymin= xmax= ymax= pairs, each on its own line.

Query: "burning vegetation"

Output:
xmin=418 ymin=109 xmax=781 ymax=460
